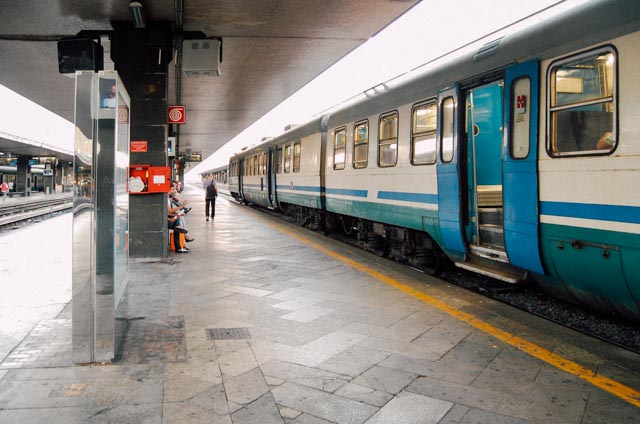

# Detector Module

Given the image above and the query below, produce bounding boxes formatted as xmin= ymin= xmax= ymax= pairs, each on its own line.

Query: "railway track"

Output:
xmin=0 ymin=195 xmax=73 ymax=227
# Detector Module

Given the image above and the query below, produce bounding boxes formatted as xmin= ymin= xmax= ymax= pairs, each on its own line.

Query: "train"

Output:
xmin=216 ymin=0 xmax=640 ymax=321
xmin=0 ymin=165 xmax=47 ymax=192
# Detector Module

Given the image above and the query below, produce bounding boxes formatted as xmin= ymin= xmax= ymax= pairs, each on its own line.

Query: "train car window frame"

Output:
xmin=261 ymin=152 xmax=266 ymax=175
xmin=510 ymin=77 xmax=532 ymax=159
xmin=353 ymin=120 xmax=369 ymax=169
xmin=333 ymin=127 xmax=346 ymax=170
xmin=293 ymin=141 xmax=301 ymax=173
xmin=411 ymin=100 xmax=438 ymax=165
xmin=284 ymin=144 xmax=291 ymax=173
xmin=440 ymin=97 xmax=455 ymax=163
xmin=547 ymin=46 xmax=617 ymax=157
xmin=378 ymin=111 xmax=398 ymax=167
xmin=276 ymin=147 xmax=282 ymax=174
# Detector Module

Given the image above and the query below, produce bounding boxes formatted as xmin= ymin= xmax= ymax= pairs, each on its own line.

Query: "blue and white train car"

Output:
xmin=231 ymin=0 xmax=640 ymax=320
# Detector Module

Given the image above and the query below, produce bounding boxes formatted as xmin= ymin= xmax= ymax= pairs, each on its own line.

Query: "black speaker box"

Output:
xmin=57 ymin=38 xmax=104 ymax=74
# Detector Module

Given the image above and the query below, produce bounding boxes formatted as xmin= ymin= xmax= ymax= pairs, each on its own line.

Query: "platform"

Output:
xmin=1 ymin=185 xmax=639 ymax=423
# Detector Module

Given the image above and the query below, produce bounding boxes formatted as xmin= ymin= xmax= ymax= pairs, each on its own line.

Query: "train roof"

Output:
xmin=323 ymin=0 xmax=640 ymax=125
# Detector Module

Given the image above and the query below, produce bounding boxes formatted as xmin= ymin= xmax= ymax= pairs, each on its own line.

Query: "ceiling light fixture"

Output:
xmin=129 ymin=2 xmax=146 ymax=29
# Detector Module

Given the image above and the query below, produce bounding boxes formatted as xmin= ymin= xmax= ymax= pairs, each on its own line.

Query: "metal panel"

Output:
xmin=503 ymin=60 xmax=545 ymax=274
xmin=436 ymin=85 xmax=466 ymax=258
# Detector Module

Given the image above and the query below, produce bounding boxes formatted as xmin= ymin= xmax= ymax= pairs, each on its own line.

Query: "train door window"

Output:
xmin=510 ymin=78 xmax=531 ymax=159
xmin=276 ymin=147 xmax=282 ymax=174
xmin=261 ymin=152 xmax=266 ymax=175
xmin=440 ymin=97 xmax=455 ymax=163
xmin=411 ymin=101 xmax=437 ymax=165
xmin=284 ymin=144 xmax=291 ymax=173
xmin=333 ymin=127 xmax=346 ymax=170
xmin=293 ymin=141 xmax=301 ymax=172
xmin=353 ymin=121 xmax=368 ymax=169
xmin=253 ymin=155 xmax=258 ymax=175
xmin=378 ymin=111 xmax=398 ymax=167
xmin=548 ymin=47 xmax=616 ymax=156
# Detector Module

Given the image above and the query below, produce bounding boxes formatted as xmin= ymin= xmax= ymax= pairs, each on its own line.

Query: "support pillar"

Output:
xmin=111 ymin=22 xmax=173 ymax=258
xmin=15 ymin=155 xmax=31 ymax=196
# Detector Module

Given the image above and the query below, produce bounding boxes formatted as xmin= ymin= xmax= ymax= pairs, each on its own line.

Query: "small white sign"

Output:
xmin=153 ymin=175 xmax=165 ymax=184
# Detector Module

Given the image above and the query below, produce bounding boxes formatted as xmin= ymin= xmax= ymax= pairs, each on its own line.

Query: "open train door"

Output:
xmin=267 ymin=146 xmax=279 ymax=209
xmin=436 ymin=85 xmax=467 ymax=261
xmin=503 ymin=60 xmax=544 ymax=274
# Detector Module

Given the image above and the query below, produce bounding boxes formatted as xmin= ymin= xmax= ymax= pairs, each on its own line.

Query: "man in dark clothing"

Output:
xmin=205 ymin=179 xmax=217 ymax=221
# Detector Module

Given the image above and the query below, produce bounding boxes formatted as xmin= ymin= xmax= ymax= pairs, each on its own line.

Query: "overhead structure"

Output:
xmin=0 ymin=0 xmax=420 ymax=160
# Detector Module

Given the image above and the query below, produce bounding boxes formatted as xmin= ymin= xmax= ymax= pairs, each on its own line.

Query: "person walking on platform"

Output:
xmin=1 ymin=181 xmax=8 ymax=200
xmin=205 ymin=178 xmax=217 ymax=221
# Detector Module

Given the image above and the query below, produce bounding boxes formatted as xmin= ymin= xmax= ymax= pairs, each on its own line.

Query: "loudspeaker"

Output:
xmin=57 ymin=38 xmax=104 ymax=74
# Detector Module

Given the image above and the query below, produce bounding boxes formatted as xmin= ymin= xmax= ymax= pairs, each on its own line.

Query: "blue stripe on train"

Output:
xmin=541 ymin=201 xmax=640 ymax=224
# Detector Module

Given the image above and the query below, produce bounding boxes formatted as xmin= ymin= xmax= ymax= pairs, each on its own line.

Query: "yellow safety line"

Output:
xmin=266 ymin=220 xmax=640 ymax=408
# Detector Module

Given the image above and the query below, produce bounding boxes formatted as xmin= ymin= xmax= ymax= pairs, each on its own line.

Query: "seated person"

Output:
xmin=168 ymin=215 xmax=189 ymax=253
xmin=596 ymin=131 xmax=614 ymax=150
xmin=168 ymin=186 xmax=194 ymax=246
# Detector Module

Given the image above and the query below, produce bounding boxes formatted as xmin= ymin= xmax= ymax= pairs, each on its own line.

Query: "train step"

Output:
xmin=455 ymin=255 xmax=526 ymax=284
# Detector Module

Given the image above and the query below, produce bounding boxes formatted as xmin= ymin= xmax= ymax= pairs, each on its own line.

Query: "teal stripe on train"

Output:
xmin=326 ymin=197 xmax=443 ymax=247
xmin=539 ymin=222 xmax=640 ymax=319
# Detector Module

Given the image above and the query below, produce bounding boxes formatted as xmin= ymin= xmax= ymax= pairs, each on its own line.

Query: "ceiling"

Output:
xmin=0 ymin=0 xmax=419 ymax=160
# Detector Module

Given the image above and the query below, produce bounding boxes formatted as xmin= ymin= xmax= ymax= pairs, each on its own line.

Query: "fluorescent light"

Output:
xmin=129 ymin=2 xmax=145 ymax=29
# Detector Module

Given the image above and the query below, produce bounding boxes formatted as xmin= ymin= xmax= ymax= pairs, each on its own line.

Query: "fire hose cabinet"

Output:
xmin=129 ymin=165 xmax=171 ymax=194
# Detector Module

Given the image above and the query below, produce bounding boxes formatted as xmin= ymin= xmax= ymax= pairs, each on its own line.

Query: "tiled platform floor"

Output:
xmin=1 ymin=185 xmax=640 ymax=423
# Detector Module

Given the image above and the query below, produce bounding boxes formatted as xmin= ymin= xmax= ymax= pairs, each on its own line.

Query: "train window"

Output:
xmin=276 ymin=147 xmax=282 ymax=174
xmin=353 ymin=121 xmax=368 ymax=169
xmin=334 ymin=127 xmax=346 ymax=170
xmin=548 ymin=48 xmax=616 ymax=156
xmin=293 ymin=141 xmax=301 ymax=172
xmin=261 ymin=152 xmax=266 ymax=175
xmin=511 ymin=78 xmax=531 ymax=159
xmin=284 ymin=144 xmax=291 ymax=173
xmin=378 ymin=112 xmax=398 ymax=167
xmin=253 ymin=155 xmax=258 ymax=175
xmin=411 ymin=101 xmax=437 ymax=165
xmin=440 ymin=97 xmax=455 ymax=163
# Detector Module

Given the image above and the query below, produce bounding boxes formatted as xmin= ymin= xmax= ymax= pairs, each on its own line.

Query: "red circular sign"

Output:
xmin=168 ymin=106 xmax=186 ymax=124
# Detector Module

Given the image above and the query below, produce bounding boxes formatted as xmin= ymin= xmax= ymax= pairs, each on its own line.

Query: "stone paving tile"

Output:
xmin=301 ymin=329 xmax=369 ymax=356
xmin=224 ymin=367 xmax=269 ymax=405
xmin=272 ymin=297 xmax=324 ymax=311
xmin=290 ymin=414 xmax=334 ymax=424
xmin=426 ymin=331 xmax=502 ymax=385
xmin=163 ymin=361 xmax=223 ymax=402
xmin=261 ymin=359 xmax=348 ymax=392
xmin=315 ymin=345 xmax=390 ymax=378
xmin=334 ymin=382 xmax=393 ymax=407
xmin=365 ymin=391 xmax=453 ymax=424
xmin=163 ymin=383 xmax=231 ymax=424
xmin=231 ymin=392 xmax=283 ymax=424
xmin=356 ymin=335 xmax=444 ymax=360
xmin=406 ymin=374 xmax=590 ymax=423
xmin=439 ymin=404 xmax=471 ymax=424
xmin=216 ymin=346 xmax=259 ymax=378
xmin=459 ymin=408 xmax=534 ymax=424
xmin=222 ymin=285 xmax=273 ymax=297
xmin=272 ymin=381 xmax=378 ymax=424
xmin=280 ymin=306 xmax=335 ymax=323
xmin=0 ymin=364 xmax=163 ymax=410
xmin=250 ymin=339 xmax=335 ymax=367
xmin=352 ymin=365 xmax=417 ymax=395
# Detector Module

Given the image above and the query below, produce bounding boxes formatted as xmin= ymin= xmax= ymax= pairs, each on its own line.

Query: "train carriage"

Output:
xmin=229 ymin=0 xmax=640 ymax=321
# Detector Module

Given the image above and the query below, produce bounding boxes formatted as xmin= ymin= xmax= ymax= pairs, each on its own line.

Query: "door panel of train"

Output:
xmin=268 ymin=147 xmax=278 ymax=208
xmin=238 ymin=159 xmax=244 ymax=199
xmin=466 ymin=81 xmax=504 ymax=252
xmin=503 ymin=60 xmax=544 ymax=274
xmin=436 ymin=86 xmax=466 ymax=260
